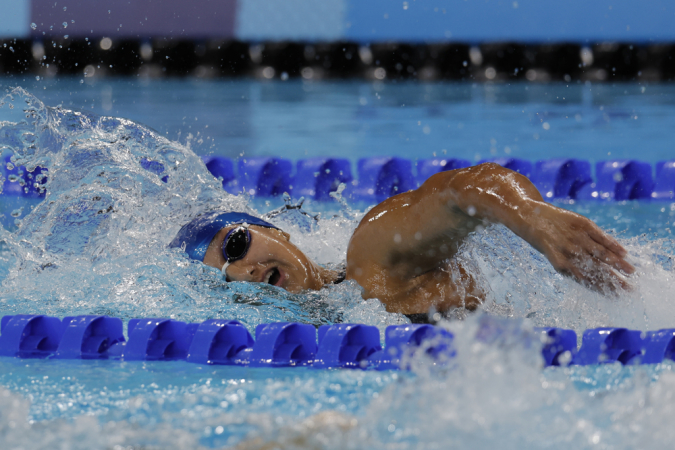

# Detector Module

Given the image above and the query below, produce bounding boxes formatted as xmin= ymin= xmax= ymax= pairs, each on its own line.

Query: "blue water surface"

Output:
xmin=1 ymin=77 xmax=674 ymax=163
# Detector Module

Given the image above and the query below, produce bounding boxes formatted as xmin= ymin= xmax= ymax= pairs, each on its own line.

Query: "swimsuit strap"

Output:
xmin=404 ymin=313 xmax=434 ymax=324
xmin=331 ymin=262 xmax=347 ymax=285
xmin=333 ymin=269 xmax=347 ymax=285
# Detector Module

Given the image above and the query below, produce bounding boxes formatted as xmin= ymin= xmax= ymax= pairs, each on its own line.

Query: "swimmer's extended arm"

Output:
xmin=347 ymin=163 xmax=634 ymax=313
xmin=437 ymin=163 xmax=634 ymax=289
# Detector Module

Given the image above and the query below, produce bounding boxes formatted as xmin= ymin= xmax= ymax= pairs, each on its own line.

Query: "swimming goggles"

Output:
xmin=221 ymin=225 xmax=252 ymax=278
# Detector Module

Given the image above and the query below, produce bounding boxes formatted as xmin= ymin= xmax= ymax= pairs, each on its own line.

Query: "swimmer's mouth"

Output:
xmin=263 ymin=267 xmax=283 ymax=286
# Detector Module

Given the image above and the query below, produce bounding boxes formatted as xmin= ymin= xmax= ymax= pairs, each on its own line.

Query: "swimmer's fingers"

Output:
xmin=585 ymin=225 xmax=630 ymax=260
xmin=592 ymin=258 xmax=632 ymax=292
xmin=573 ymin=217 xmax=634 ymax=274
xmin=563 ymin=254 xmax=632 ymax=293
xmin=585 ymin=237 xmax=635 ymax=275
xmin=592 ymin=262 xmax=632 ymax=292
xmin=557 ymin=262 xmax=592 ymax=289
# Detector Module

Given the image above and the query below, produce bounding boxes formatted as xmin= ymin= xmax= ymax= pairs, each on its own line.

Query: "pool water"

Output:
xmin=2 ymin=78 xmax=675 ymax=163
xmin=0 ymin=80 xmax=675 ymax=449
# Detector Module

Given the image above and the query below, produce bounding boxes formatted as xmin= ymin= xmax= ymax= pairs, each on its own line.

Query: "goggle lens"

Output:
xmin=222 ymin=227 xmax=251 ymax=262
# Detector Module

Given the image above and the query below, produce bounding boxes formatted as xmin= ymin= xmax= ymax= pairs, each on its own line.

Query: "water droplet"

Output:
xmin=63 ymin=6 xmax=67 ymax=11
xmin=62 ymin=22 xmax=68 ymax=28
xmin=30 ymin=23 xmax=37 ymax=30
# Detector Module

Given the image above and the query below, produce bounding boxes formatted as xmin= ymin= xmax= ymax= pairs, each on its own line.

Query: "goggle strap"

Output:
xmin=221 ymin=261 xmax=231 ymax=278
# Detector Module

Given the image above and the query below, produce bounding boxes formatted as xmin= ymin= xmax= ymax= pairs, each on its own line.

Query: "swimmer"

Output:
xmin=170 ymin=163 xmax=635 ymax=321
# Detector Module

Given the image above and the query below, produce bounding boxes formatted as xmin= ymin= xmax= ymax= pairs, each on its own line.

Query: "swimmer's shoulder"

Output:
xmin=347 ymin=167 xmax=472 ymax=266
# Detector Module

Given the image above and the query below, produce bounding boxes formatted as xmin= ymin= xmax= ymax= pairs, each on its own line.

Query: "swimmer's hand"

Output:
xmin=525 ymin=204 xmax=634 ymax=292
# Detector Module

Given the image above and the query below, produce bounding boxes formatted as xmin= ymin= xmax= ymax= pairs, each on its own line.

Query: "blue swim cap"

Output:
xmin=169 ymin=211 xmax=279 ymax=262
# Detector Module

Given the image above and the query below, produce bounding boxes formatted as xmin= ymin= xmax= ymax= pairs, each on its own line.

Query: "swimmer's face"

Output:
xmin=203 ymin=225 xmax=327 ymax=293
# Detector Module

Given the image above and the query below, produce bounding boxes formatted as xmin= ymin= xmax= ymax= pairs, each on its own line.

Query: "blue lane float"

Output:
xmin=0 ymin=315 xmax=457 ymax=370
xmin=248 ymin=322 xmax=318 ymax=367
xmin=370 ymin=324 xmax=455 ymax=370
xmin=535 ymin=327 xmax=578 ymax=366
xmin=540 ymin=326 xmax=675 ymax=366
xmin=3 ymin=316 xmax=675 ymax=369
xmin=0 ymin=315 xmax=62 ymax=358
xmin=123 ymin=318 xmax=198 ymax=361
xmin=3 ymin=155 xmax=675 ymax=203
xmin=294 ymin=158 xmax=353 ymax=201
xmin=237 ymin=157 xmax=293 ymax=197
xmin=186 ymin=319 xmax=254 ymax=365
xmin=531 ymin=159 xmax=593 ymax=200
xmin=55 ymin=315 xmax=125 ymax=360
xmin=653 ymin=161 xmax=675 ymax=200
xmin=315 ymin=323 xmax=381 ymax=369
xmin=201 ymin=156 xmax=237 ymax=192
xmin=573 ymin=327 xmax=644 ymax=365
xmin=642 ymin=329 xmax=675 ymax=364
xmin=196 ymin=156 xmax=674 ymax=202
xmin=194 ymin=156 xmax=675 ymax=202
xmin=595 ymin=160 xmax=655 ymax=201
xmin=343 ymin=157 xmax=416 ymax=203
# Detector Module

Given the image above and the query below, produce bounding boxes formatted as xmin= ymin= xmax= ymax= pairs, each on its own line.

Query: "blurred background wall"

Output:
xmin=0 ymin=0 xmax=673 ymax=42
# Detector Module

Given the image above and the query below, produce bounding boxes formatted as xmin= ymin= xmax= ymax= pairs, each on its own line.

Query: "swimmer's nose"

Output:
xmin=224 ymin=263 xmax=257 ymax=282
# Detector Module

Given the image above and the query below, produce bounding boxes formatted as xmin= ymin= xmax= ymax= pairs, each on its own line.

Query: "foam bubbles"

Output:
xmin=0 ymin=88 xmax=400 ymax=328
xmin=445 ymin=222 xmax=675 ymax=332
xmin=355 ymin=315 xmax=675 ymax=449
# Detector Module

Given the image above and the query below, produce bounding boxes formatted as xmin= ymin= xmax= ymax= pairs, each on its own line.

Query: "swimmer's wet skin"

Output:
xmin=174 ymin=163 xmax=635 ymax=316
